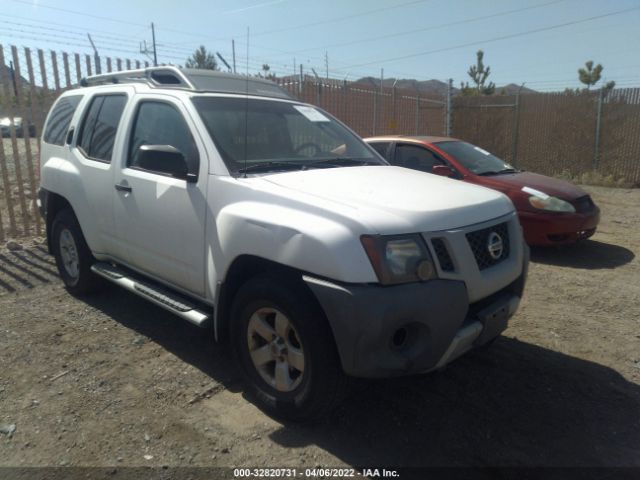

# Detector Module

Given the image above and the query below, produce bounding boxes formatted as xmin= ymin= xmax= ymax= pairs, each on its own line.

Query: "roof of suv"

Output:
xmin=80 ymin=66 xmax=293 ymax=100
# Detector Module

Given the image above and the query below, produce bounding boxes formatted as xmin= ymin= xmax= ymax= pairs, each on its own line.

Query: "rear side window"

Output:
xmin=394 ymin=144 xmax=444 ymax=173
xmin=43 ymin=95 xmax=82 ymax=146
xmin=128 ymin=101 xmax=199 ymax=174
xmin=78 ymin=94 xmax=127 ymax=162
xmin=369 ymin=141 xmax=391 ymax=160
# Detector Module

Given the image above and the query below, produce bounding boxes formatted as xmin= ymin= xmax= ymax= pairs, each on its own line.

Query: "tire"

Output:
xmin=230 ymin=274 xmax=346 ymax=422
xmin=51 ymin=209 xmax=103 ymax=295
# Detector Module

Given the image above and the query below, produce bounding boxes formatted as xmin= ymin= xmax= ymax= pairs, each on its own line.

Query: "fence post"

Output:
xmin=298 ymin=64 xmax=303 ymax=96
xmin=511 ymin=87 xmax=522 ymax=166
xmin=446 ymin=78 xmax=452 ymax=136
xmin=415 ymin=90 xmax=420 ymax=135
xmin=0 ymin=46 xmax=29 ymax=235
xmin=372 ymin=83 xmax=377 ymax=136
xmin=593 ymin=87 xmax=604 ymax=170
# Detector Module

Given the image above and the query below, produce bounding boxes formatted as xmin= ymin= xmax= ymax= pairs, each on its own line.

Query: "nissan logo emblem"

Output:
xmin=487 ymin=232 xmax=503 ymax=260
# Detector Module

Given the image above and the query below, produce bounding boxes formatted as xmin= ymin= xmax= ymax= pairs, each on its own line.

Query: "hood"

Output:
xmin=256 ymin=165 xmax=514 ymax=233
xmin=480 ymin=171 xmax=588 ymax=200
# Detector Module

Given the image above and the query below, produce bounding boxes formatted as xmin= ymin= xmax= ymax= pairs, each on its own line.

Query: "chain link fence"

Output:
xmin=452 ymin=88 xmax=640 ymax=184
xmin=0 ymin=42 xmax=638 ymax=242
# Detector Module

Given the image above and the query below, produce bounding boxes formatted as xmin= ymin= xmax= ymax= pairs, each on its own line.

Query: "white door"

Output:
xmin=68 ymin=91 xmax=130 ymax=258
xmin=112 ymin=97 xmax=208 ymax=296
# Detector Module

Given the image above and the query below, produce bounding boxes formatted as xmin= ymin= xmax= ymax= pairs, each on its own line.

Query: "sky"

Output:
xmin=0 ymin=0 xmax=639 ymax=91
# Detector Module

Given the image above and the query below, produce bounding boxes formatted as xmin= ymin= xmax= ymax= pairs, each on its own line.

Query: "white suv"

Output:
xmin=38 ymin=67 xmax=528 ymax=420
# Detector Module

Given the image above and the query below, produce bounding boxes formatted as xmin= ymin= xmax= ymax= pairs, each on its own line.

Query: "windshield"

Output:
xmin=192 ymin=97 xmax=383 ymax=174
xmin=435 ymin=141 xmax=517 ymax=176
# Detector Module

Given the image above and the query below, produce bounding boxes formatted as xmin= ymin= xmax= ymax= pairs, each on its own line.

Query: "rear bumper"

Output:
xmin=520 ymin=207 xmax=600 ymax=246
xmin=304 ymin=245 xmax=528 ymax=378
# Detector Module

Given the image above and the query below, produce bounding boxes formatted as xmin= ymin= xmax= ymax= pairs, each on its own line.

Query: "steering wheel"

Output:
xmin=294 ymin=142 xmax=322 ymax=156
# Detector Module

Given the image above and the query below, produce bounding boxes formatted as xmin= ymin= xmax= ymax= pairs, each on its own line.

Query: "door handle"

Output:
xmin=114 ymin=183 xmax=132 ymax=193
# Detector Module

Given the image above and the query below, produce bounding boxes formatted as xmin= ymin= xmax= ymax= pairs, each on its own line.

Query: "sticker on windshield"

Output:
xmin=473 ymin=146 xmax=491 ymax=156
xmin=294 ymin=105 xmax=330 ymax=122
xmin=522 ymin=186 xmax=549 ymax=199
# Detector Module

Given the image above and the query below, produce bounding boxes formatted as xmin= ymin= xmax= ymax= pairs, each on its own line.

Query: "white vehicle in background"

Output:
xmin=38 ymin=67 xmax=528 ymax=420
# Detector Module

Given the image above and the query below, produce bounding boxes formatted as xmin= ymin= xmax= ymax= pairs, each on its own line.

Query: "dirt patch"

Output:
xmin=0 ymin=186 xmax=638 ymax=470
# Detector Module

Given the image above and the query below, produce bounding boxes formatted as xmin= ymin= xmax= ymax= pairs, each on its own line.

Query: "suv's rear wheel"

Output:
xmin=51 ymin=209 xmax=102 ymax=295
xmin=230 ymin=274 xmax=345 ymax=421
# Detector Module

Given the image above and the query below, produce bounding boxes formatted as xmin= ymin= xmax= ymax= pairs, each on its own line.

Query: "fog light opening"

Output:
xmin=391 ymin=327 xmax=409 ymax=349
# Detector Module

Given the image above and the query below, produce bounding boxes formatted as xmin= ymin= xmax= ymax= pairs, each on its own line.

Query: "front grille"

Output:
xmin=431 ymin=238 xmax=454 ymax=271
xmin=466 ymin=222 xmax=510 ymax=270
xmin=572 ymin=195 xmax=595 ymax=213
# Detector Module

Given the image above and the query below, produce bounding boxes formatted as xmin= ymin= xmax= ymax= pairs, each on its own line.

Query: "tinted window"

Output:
xmin=78 ymin=95 xmax=127 ymax=162
xmin=395 ymin=144 xmax=443 ymax=173
xmin=368 ymin=142 xmax=391 ymax=160
xmin=192 ymin=97 xmax=380 ymax=174
xmin=78 ymin=97 xmax=103 ymax=155
xmin=43 ymin=95 xmax=82 ymax=146
xmin=435 ymin=141 xmax=515 ymax=175
xmin=128 ymin=102 xmax=198 ymax=174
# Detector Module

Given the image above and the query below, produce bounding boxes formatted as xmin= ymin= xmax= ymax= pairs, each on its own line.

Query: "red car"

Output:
xmin=365 ymin=135 xmax=600 ymax=246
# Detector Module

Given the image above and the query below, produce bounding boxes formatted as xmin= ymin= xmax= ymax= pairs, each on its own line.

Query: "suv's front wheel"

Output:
xmin=230 ymin=274 xmax=345 ymax=421
xmin=51 ymin=209 xmax=102 ymax=295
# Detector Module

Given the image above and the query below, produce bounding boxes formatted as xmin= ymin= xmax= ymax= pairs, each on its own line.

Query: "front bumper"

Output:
xmin=519 ymin=207 xmax=600 ymax=246
xmin=304 ymin=247 xmax=528 ymax=378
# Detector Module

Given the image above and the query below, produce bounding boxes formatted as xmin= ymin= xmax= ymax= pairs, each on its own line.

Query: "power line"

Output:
xmin=8 ymin=0 xmax=146 ymax=27
xmin=287 ymin=0 xmax=566 ymax=54
xmin=339 ymin=5 xmax=640 ymax=70
xmin=248 ymin=0 xmax=432 ymax=38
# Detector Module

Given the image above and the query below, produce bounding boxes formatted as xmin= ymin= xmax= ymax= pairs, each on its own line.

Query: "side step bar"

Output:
xmin=91 ymin=262 xmax=211 ymax=327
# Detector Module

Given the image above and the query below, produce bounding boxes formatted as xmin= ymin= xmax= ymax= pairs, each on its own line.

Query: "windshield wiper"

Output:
xmin=478 ymin=168 xmax=519 ymax=176
xmin=302 ymin=158 xmax=376 ymax=169
xmin=236 ymin=161 xmax=305 ymax=174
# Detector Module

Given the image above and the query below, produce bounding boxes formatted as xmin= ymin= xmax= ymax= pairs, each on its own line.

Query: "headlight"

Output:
xmin=528 ymin=195 xmax=575 ymax=213
xmin=361 ymin=234 xmax=436 ymax=285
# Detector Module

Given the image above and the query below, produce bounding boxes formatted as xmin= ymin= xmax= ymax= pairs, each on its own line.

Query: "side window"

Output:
xmin=368 ymin=142 xmax=391 ymax=160
xmin=395 ymin=144 xmax=444 ymax=173
xmin=128 ymin=102 xmax=199 ymax=174
xmin=78 ymin=94 xmax=127 ymax=162
xmin=43 ymin=95 xmax=82 ymax=146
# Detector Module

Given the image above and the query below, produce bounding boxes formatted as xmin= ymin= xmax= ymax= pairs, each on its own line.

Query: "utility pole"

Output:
xmin=293 ymin=57 xmax=296 ymax=77
xmin=151 ymin=22 xmax=157 ymax=66
xmin=232 ymin=39 xmax=236 ymax=73
xmin=87 ymin=33 xmax=101 ymax=74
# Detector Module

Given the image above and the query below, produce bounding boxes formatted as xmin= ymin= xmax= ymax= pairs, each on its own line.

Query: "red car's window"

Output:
xmin=395 ymin=144 xmax=444 ymax=173
xmin=435 ymin=141 xmax=515 ymax=176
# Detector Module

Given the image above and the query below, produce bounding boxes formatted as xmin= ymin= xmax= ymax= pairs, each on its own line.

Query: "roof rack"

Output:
xmin=80 ymin=66 xmax=293 ymax=100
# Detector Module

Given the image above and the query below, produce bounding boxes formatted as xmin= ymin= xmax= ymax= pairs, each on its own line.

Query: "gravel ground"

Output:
xmin=0 ymin=185 xmax=638 ymax=473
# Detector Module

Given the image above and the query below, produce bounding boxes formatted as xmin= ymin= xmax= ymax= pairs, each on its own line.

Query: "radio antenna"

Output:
xmin=243 ymin=26 xmax=250 ymax=178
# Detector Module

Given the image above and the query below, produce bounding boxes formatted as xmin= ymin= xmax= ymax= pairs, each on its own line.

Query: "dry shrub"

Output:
xmin=555 ymin=169 xmax=636 ymax=188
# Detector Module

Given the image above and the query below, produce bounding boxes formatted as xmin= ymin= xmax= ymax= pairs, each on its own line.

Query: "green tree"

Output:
xmin=258 ymin=63 xmax=275 ymax=80
xmin=578 ymin=61 xmax=602 ymax=90
xmin=578 ymin=61 xmax=616 ymax=91
xmin=185 ymin=46 xmax=218 ymax=70
xmin=460 ymin=50 xmax=495 ymax=96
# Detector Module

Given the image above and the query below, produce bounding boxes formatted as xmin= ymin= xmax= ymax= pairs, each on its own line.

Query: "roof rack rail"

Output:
xmin=80 ymin=66 xmax=194 ymax=89
xmin=79 ymin=66 xmax=294 ymax=100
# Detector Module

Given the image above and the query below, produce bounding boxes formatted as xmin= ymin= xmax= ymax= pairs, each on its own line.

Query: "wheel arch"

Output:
xmin=44 ymin=191 xmax=74 ymax=253
xmin=214 ymin=255 xmax=328 ymax=344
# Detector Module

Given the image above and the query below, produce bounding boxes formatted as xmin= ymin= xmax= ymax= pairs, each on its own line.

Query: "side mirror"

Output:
xmin=137 ymin=145 xmax=196 ymax=182
xmin=432 ymin=165 xmax=455 ymax=178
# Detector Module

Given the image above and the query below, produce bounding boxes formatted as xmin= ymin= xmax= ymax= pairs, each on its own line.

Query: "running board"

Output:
xmin=91 ymin=262 xmax=210 ymax=327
